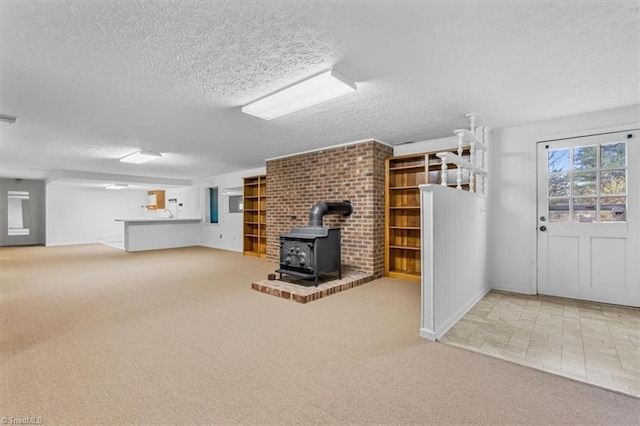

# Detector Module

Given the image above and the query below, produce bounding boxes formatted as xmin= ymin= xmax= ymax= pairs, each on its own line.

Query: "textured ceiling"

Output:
xmin=1 ymin=0 xmax=638 ymax=181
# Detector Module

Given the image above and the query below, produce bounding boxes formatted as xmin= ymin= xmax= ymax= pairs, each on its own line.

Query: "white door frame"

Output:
xmin=533 ymin=123 xmax=640 ymax=300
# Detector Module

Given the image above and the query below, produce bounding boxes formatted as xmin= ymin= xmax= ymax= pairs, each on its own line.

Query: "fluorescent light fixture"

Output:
xmin=119 ymin=150 xmax=161 ymax=164
xmin=242 ymin=68 xmax=357 ymax=120
xmin=0 ymin=114 xmax=18 ymax=124
xmin=106 ymin=183 xmax=128 ymax=190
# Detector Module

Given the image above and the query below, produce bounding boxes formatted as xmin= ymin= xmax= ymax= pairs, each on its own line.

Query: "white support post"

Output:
xmin=476 ymin=125 xmax=485 ymax=195
xmin=468 ymin=114 xmax=476 ymax=133
xmin=469 ymin=140 xmax=476 ymax=193
xmin=441 ymin=161 xmax=448 ymax=186
xmin=456 ymin=131 xmax=463 ymax=190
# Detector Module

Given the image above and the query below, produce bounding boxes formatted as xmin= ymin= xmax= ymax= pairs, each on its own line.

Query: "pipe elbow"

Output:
xmin=308 ymin=200 xmax=353 ymax=227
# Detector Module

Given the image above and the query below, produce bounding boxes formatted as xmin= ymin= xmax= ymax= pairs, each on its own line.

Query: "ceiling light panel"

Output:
xmin=106 ymin=183 xmax=128 ymax=190
xmin=119 ymin=151 xmax=162 ymax=164
xmin=242 ymin=69 xmax=357 ymax=120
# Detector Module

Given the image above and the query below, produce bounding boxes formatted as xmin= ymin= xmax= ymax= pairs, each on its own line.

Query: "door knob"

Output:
xmin=539 ymin=225 xmax=547 ymax=232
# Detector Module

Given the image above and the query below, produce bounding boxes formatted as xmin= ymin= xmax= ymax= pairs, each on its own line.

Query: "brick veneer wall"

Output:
xmin=266 ymin=141 xmax=392 ymax=277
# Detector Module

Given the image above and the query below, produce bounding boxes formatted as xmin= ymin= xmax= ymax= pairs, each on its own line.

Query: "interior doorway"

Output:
xmin=0 ymin=179 xmax=46 ymax=246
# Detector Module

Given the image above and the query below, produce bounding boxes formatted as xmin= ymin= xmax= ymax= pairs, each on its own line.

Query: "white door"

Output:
xmin=537 ymin=130 xmax=639 ymax=307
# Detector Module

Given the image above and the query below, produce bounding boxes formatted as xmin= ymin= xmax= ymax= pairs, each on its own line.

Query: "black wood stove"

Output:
xmin=276 ymin=201 xmax=353 ymax=286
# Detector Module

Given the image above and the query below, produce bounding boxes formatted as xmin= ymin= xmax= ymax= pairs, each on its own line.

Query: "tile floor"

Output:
xmin=440 ymin=291 xmax=640 ymax=397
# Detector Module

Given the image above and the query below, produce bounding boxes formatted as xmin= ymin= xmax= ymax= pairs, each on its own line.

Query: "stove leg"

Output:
xmin=314 ymin=275 xmax=319 ymax=287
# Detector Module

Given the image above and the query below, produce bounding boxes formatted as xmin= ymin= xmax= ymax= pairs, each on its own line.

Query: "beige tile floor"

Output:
xmin=440 ymin=290 xmax=640 ymax=397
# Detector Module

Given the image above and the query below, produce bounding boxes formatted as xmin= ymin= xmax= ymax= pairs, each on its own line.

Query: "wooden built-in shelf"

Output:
xmin=243 ymin=175 xmax=267 ymax=258
xmin=384 ymin=148 xmax=471 ymax=282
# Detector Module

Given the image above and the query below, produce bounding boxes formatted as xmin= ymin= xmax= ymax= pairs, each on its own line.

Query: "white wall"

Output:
xmin=393 ymin=135 xmax=458 ymax=157
xmin=143 ymin=186 xmax=201 ymax=219
xmin=0 ymin=178 xmax=46 ymax=246
xmin=488 ymin=105 xmax=640 ymax=294
xmin=46 ymin=183 xmax=147 ymax=246
xmin=420 ymin=185 xmax=489 ymax=340
xmin=194 ymin=167 xmax=266 ymax=252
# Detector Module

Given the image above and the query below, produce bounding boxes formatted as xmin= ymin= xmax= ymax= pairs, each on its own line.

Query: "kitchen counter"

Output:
xmin=115 ymin=217 xmax=202 ymax=252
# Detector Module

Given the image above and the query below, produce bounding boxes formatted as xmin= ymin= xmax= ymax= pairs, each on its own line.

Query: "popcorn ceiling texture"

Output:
xmin=1 ymin=1 xmax=638 ymax=180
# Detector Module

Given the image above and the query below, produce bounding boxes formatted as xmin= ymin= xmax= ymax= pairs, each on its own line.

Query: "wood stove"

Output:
xmin=276 ymin=201 xmax=353 ymax=286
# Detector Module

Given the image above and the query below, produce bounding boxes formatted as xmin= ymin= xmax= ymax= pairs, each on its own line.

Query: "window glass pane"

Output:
xmin=209 ymin=187 xmax=219 ymax=224
xmin=573 ymin=198 xmax=597 ymax=222
xmin=600 ymin=170 xmax=626 ymax=195
xmin=600 ymin=197 xmax=626 ymax=222
xmin=548 ymin=149 xmax=570 ymax=172
xmin=600 ymin=142 xmax=626 ymax=168
xmin=548 ymin=173 xmax=570 ymax=197
xmin=573 ymin=171 xmax=597 ymax=196
xmin=7 ymin=191 xmax=30 ymax=236
xmin=573 ymin=146 xmax=597 ymax=170
xmin=229 ymin=195 xmax=243 ymax=213
xmin=549 ymin=198 xmax=570 ymax=222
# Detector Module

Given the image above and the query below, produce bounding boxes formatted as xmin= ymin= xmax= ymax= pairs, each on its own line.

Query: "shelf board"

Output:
xmin=389 ymin=164 xmax=425 ymax=171
xmin=389 ymin=226 xmax=421 ymax=230
xmin=389 ymin=245 xmax=421 ymax=251
xmin=453 ymin=128 xmax=487 ymax=150
xmin=244 ymin=195 xmax=259 ymax=199
xmin=387 ymin=270 xmax=421 ymax=282
xmin=245 ymin=234 xmax=259 ymax=238
xmin=388 ymin=268 xmax=421 ymax=276
xmin=389 ymin=206 xmax=420 ymax=210
xmin=436 ymin=152 xmax=487 ymax=175
xmin=389 ymin=185 xmax=420 ymax=190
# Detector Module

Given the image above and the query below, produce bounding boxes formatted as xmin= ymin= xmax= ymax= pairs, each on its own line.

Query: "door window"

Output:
xmin=547 ymin=141 xmax=627 ymax=222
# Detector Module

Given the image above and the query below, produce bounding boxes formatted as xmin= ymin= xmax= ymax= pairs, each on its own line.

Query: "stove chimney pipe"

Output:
xmin=308 ymin=200 xmax=353 ymax=227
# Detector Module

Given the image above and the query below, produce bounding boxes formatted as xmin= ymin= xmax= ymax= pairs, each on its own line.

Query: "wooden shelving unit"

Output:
xmin=385 ymin=149 xmax=470 ymax=281
xmin=147 ymin=190 xmax=165 ymax=210
xmin=243 ymin=175 xmax=267 ymax=258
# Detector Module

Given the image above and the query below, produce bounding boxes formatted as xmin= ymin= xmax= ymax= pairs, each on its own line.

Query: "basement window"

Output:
xmin=229 ymin=195 xmax=243 ymax=213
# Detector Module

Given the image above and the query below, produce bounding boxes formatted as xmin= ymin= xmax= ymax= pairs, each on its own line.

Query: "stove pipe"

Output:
xmin=308 ymin=200 xmax=353 ymax=227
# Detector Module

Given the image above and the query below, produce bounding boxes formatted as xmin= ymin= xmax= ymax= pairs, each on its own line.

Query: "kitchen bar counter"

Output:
xmin=115 ymin=217 xmax=202 ymax=252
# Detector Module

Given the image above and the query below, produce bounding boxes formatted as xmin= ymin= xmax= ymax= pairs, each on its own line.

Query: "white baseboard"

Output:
xmin=46 ymin=240 xmax=99 ymax=247
xmin=419 ymin=328 xmax=437 ymax=341
xmin=490 ymin=283 xmax=536 ymax=295
xmin=433 ymin=285 xmax=491 ymax=340
xmin=420 ymin=285 xmax=491 ymax=341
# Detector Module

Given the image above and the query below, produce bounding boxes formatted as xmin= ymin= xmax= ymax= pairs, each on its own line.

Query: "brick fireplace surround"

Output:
xmin=266 ymin=140 xmax=393 ymax=279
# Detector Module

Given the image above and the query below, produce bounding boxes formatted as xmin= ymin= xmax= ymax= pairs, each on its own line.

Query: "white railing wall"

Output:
xmin=419 ymin=184 xmax=489 ymax=340
xmin=419 ymin=112 xmax=490 ymax=341
xmin=436 ymin=113 xmax=488 ymax=194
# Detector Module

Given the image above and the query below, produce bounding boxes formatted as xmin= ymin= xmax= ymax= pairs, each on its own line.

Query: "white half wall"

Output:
xmin=46 ymin=183 xmax=147 ymax=246
xmin=194 ymin=166 xmax=266 ymax=252
xmin=420 ymin=184 xmax=489 ymax=341
xmin=488 ymin=105 xmax=640 ymax=294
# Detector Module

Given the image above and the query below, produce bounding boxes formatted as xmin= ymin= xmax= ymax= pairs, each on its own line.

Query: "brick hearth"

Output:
xmin=251 ymin=270 xmax=373 ymax=304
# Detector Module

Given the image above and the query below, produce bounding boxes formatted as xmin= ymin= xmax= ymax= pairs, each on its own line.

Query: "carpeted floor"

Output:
xmin=1 ymin=244 xmax=639 ymax=424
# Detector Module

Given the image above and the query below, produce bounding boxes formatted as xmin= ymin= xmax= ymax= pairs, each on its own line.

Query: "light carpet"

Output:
xmin=1 ymin=244 xmax=638 ymax=424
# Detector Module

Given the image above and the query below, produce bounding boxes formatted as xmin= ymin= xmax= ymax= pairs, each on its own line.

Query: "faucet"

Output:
xmin=163 ymin=209 xmax=174 ymax=218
